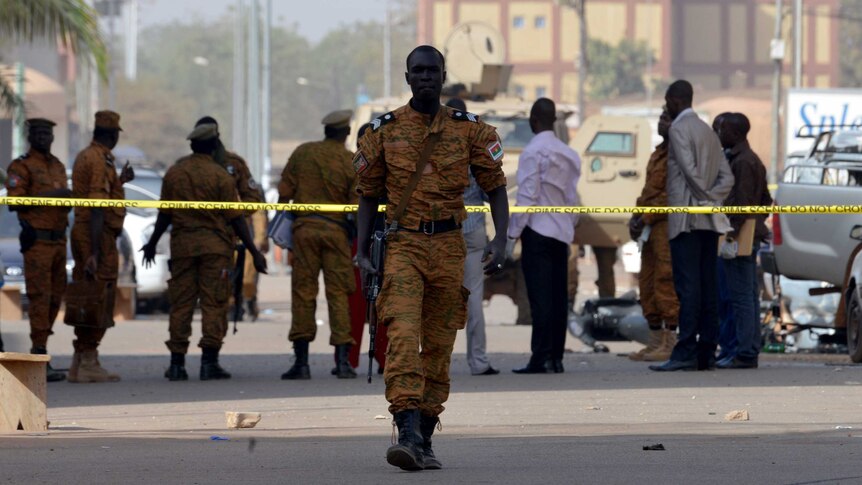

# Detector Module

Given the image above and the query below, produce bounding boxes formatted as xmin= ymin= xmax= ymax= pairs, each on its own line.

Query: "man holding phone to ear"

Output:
xmin=68 ymin=110 xmax=134 ymax=383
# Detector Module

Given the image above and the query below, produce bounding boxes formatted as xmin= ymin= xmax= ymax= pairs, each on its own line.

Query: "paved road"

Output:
xmin=2 ymin=270 xmax=862 ymax=483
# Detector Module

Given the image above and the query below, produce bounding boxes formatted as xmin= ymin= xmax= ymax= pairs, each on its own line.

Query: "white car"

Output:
xmin=123 ymin=183 xmax=170 ymax=310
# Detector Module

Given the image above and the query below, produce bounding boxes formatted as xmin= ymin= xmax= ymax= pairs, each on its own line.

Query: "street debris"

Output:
xmin=643 ymin=444 xmax=665 ymax=451
xmin=584 ymin=406 xmax=601 ymax=411
xmin=210 ymin=436 xmax=230 ymax=441
xmin=226 ymin=412 xmax=261 ymax=429
xmin=725 ymin=410 xmax=750 ymax=422
xmin=835 ymin=426 xmax=853 ymax=430
xmin=374 ymin=415 xmax=388 ymax=420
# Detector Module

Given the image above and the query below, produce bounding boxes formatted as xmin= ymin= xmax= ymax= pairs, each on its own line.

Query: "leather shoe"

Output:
xmin=545 ymin=359 xmax=564 ymax=373
xmin=648 ymin=359 xmax=697 ymax=372
xmin=512 ymin=363 xmax=551 ymax=374
xmin=473 ymin=366 xmax=500 ymax=376
xmin=717 ymin=357 xmax=758 ymax=369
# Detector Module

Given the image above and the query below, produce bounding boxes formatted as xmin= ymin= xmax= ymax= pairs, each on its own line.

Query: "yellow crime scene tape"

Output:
xmin=0 ymin=196 xmax=859 ymax=215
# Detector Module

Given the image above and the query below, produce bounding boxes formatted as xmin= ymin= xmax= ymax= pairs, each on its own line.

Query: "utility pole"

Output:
xmin=11 ymin=63 xmax=25 ymax=159
xmin=770 ymin=0 xmax=786 ymax=183
xmin=793 ymin=0 xmax=802 ymax=87
xmin=262 ymin=0 xmax=272 ymax=189
xmin=383 ymin=0 xmax=391 ymax=98
xmin=247 ymin=0 xmax=261 ymax=181
xmin=555 ymin=0 xmax=587 ymax=126
xmin=232 ymin=0 xmax=246 ymax=157
xmin=108 ymin=0 xmax=117 ymax=109
xmin=124 ymin=0 xmax=138 ymax=81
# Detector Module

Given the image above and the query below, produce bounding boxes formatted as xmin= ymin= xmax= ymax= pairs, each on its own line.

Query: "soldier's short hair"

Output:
xmin=406 ymin=45 xmax=445 ymax=71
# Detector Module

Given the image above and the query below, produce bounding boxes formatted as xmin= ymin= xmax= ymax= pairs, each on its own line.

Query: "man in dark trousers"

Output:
xmin=650 ymin=80 xmax=734 ymax=372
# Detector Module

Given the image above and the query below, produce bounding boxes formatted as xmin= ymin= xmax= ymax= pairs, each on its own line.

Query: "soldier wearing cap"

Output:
xmin=192 ymin=117 xmax=266 ymax=320
xmin=142 ymin=122 xmax=267 ymax=381
xmin=67 ymin=110 xmax=134 ymax=383
xmin=6 ymin=118 xmax=72 ymax=382
xmin=278 ymin=109 xmax=358 ymax=380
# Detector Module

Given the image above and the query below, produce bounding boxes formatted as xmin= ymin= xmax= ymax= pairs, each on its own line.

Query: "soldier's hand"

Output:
xmin=252 ymin=250 xmax=268 ymax=275
xmin=482 ymin=237 xmax=507 ymax=275
xmin=628 ymin=215 xmax=645 ymax=241
xmin=141 ymin=243 xmax=157 ymax=268
xmin=119 ymin=161 xmax=135 ymax=184
xmin=356 ymin=253 xmax=377 ymax=279
xmin=84 ymin=255 xmax=98 ymax=278
xmin=259 ymin=238 xmax=270 ymax=255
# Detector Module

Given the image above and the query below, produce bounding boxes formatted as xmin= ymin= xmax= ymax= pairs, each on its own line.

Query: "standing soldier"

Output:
xmin=6 ymin=118 xmax=71 ymax=382
xmin=193 ymin=117 xmax=265 ymax=320
xmin=142 ymin=122 xmax=267 ymax=381
xmin=68 ymin=110 xmax=135 ymax=383
xmin=627 ymin=110 xmax=679 ymax=362
xmin=355 ymin=46 xmax=509 ymax=471
xmin=278 ymin=109 xmax=358 ymax=380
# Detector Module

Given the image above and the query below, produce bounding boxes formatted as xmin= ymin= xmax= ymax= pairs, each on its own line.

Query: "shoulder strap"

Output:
xmin=388 ymin=132 xmax=441 ymax=232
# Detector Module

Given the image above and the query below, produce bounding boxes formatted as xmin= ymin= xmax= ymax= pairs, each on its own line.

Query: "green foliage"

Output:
xmin=0 ymin=0 xmax=106 ymax=115
xmin=118 ymin=6 xmax=415 ymax=163
xmin=586 ymin=38 xmax=654 ymax=100
xmin=839 ymin=0 xmax=862 ymax=88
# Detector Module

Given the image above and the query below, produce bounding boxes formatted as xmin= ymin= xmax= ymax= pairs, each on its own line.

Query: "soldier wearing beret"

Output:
xmin=355 ymin=46 xmax=509 ymax=470
xmin=278 ymin=109 xmax=358 ymax=380
xmin=67 ymin=110 xmax=134 ymax=383
xmin=6 ymin=118 xmax=72 ymax=382
xmin=193 ymin=117 xmax=266 ymax=320
xmin=142 ymin=123 xmax=267 ymax=381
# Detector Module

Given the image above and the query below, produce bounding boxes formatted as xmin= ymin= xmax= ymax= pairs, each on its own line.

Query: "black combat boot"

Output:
xmin=335 ymin=344 xmax=357 ymax=379
xmin=200 ymin=347 xmax=232 ymax=380
xmin=164 ymin=353 xmax=188 ymax=381
xmin=419 ymin=414 xmax=442 ymax=469
xmin=32 ymin=347 xmax=65 ymax=382
xmin=386 ymin=409 xmax=424 ymax=471
xmin=281 ymin=340 xmax=310 ymax=380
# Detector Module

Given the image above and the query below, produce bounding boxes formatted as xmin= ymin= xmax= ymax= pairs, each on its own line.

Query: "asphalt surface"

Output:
xmin=2 ymin=264 xmax=862 ymax=484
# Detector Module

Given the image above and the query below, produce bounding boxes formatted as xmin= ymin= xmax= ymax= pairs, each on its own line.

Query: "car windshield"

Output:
xmin=483 ymin=116 xmax=533 ymax=150
xmin=826 ymin=131 xmax=862 ymax=154
xmin=132 ymin=176 xmax=163 ymax=197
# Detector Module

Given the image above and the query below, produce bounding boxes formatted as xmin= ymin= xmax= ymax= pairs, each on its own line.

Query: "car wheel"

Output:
xmin=846 ymin=287 xmax=862 ymax=363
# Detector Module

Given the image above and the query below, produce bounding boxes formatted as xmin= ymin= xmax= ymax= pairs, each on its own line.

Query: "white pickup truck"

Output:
xmin=768 ymin=128 xmax=862 ymax=360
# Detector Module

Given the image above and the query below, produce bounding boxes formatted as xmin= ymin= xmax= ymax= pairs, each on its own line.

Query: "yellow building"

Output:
xmin=417 ymin=0 xmax=841 ymax=103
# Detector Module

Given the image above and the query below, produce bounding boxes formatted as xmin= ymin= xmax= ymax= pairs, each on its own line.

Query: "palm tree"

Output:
xmin=0 ymin=0 xmax=107 ymax=117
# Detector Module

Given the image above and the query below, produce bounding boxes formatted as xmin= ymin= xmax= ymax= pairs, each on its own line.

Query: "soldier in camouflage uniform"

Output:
xmin=142 ymin=122 xmax=267 ymax=381
xmin=193 ymin=117 xmax=266 ymax=320
xmin=628 ymin=110 xmax=679 ymax=362
xmin=68 ymin=110 xmax=135 ymax=383
xmin=355 ymin=46 xmax=509 ymax=471
xmin=278 ymin=109 xmax=358 ymax=380
xmin=6 ymin=118 xmax=71 ymax=382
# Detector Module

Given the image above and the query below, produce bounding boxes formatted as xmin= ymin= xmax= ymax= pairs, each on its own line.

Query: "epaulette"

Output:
xmin=449 ymin=110 xmax=479 ymax=122
xmin=370 ymin=112 xmax=396 ymax=131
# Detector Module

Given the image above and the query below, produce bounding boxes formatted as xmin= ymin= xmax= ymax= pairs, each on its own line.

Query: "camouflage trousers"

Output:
xmin=166 ymin=253 xmax=232 ymax=354
xmin=639 ymin=221 xmax=679 ymax=329
xmin=24 ymin=240 xmax=66 ymax=349
xmin=70 ymin=223 xmax=120 ymax=352
xmin=290 ymin=222 xmax=355 ymax=345
xmin=378 ymin=230 xmax=468 ymax=416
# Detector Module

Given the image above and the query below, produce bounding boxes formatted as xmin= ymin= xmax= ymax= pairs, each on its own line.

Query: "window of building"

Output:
xmin=535 ymin=86 xmax=547 ymax=99
xmin=513 ymin=16 xmax=525 ymax=29
xmin=514 ymin=84 xmax=525 ymax=98
xmin=586 ymin=132 xmax=635 ymax=156
xmin=535 ymin=16 xmax=546 ymax=29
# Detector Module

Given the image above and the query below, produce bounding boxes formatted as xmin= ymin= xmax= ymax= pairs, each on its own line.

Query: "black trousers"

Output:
xmin=521 ymin=226 xmax=569 ymax=365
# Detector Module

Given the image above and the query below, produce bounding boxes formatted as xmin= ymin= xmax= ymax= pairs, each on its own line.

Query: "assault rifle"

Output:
xmin=365 ymin=230 xmax=386 ymax=383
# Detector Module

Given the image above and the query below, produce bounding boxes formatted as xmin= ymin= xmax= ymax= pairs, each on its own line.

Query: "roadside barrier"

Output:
xmin=1 ymin=197 xmax=860 ymax=214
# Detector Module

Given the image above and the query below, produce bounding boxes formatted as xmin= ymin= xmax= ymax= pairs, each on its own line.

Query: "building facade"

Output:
xmin=417 ymin=0 xmax=841 ymax=103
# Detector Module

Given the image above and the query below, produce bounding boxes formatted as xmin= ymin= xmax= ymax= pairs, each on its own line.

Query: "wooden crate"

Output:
xmin=0 ymin=352 xmax=49 ymax=432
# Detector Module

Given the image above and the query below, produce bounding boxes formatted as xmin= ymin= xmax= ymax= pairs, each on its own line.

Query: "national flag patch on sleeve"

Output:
xmin=487 ymin=140 xmax=504 ymax=161
xmin=353 ymin=151 xmax=369 ymax=174
xmin=7 ymin=174 xmax=22 ymax=188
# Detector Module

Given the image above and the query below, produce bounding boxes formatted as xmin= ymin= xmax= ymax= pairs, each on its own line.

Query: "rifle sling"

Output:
xmin=388 ymin=131 xmax=442 ymax=231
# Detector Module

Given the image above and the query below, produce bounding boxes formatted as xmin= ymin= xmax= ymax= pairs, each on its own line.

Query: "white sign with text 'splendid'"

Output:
xmin=786 ymin=88 xmax=862 ymax=156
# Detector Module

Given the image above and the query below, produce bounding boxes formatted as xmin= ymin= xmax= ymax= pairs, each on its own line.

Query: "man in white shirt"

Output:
xmin=508 ymin=98 xmax=581 ymax=374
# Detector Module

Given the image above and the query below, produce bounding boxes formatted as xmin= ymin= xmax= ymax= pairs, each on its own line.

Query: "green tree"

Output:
xmin=0 ymin=0 xmax=106 ymax=115
xmin=839 ymin=0 xmax=862 ymax=87
xmin=586 ymin=38 xmax=654 ymax=100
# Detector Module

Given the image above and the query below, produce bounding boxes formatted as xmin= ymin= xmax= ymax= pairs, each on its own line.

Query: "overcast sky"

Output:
xmin=135 ymin=0 xmax=389 ymax=42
